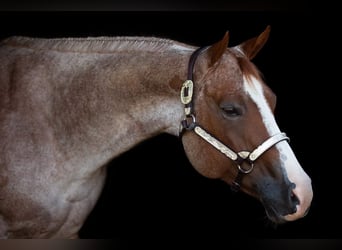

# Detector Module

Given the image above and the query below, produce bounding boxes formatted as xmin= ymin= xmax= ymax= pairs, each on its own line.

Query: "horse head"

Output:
xmin=180 ymin=26 xmax=313 ymax=223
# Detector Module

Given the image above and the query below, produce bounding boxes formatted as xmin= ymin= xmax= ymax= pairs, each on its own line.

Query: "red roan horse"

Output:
xmin=0 ymin=26 xmax=313 ymax=238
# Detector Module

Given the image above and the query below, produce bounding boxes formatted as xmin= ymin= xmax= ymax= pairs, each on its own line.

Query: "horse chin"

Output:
xmin=263 ymin=205 xmax=288 ymax=224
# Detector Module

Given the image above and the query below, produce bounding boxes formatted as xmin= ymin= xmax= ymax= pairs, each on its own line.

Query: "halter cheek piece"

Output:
xmin=179 ymin=46 xmax=289 ymax=192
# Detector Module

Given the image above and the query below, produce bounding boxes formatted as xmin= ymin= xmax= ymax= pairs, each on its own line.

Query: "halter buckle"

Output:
xmin=180 ymin=80 xmax=194 ymax=105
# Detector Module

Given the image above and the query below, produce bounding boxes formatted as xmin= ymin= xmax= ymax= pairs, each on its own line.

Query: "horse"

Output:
xmin=0 ymin=25 xmax=313 ymax=238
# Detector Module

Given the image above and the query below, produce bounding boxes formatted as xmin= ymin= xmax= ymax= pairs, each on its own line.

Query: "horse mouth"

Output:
xmin=261 ymin=198 xmax=298 ymax=224
xmin=263 ymin=203 xmax=310 ymax=224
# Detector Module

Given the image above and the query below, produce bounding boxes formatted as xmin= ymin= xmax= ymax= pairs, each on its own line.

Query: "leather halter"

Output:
xmin=179 ymin=46 xmax=289 ymax=192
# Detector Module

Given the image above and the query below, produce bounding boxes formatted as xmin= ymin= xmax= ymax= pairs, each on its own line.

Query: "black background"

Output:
xmin=0 ymin=0 xmax=340 ymax=246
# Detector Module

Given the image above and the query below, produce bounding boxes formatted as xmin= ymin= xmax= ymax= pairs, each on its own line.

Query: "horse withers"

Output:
xmin=0 ymin=26 xmax=313 ymax=238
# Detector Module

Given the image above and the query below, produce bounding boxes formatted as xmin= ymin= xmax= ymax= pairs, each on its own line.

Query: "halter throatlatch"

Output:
xmin=179 ymin=46 xmax=290 ymax=192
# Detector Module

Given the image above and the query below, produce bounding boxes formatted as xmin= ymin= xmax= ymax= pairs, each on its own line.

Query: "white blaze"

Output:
xmin=243 ymin=74 xmax=313 ymax=221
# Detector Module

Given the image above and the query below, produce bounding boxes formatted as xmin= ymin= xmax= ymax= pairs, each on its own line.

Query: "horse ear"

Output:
xmin=235 ymin=25 xmax=271 ymax=60
xmin=207 ymin=31 xmax=229 ymax=67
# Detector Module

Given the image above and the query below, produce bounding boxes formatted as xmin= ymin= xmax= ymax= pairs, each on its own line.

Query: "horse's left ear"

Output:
xmin=206 ymin=31 xmax=229 ymax=67
xmin=235 ymin=25 xmax=271 ymax=60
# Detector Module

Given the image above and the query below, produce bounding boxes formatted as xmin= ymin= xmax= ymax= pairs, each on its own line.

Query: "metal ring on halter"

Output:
xmin=181 ymin=114 xmax=196 ymax=131
xmin=237 ymin=162 xmax=254 ymax=174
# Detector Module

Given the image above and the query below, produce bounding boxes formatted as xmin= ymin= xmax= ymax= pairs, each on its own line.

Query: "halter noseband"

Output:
xmin=179 ymin=46 xmax=289 ymax=192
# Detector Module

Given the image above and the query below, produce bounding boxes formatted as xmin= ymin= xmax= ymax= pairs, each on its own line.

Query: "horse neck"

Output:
xmin=53 ymin=39 xmax=194 ymax=165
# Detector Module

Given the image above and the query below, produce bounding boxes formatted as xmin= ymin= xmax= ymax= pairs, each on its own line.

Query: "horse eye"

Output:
xmin=221 ymin=105 xmax=242 ymax=118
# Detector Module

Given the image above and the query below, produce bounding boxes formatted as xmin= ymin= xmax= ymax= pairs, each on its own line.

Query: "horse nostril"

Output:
xmin=290 ymin=202 xmax=298 ymax=214
xmin=289 ymin=188 xmax=300 ymax=214
xmin=290 ymin=191 xmax=299 ymax=204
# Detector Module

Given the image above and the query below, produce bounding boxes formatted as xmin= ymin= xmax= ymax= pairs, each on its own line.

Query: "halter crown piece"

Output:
xmin=179 ymin=46 xmax=290 ymax=192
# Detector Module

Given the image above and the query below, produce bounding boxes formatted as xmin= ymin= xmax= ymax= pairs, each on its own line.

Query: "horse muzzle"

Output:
xmin=261 ymin=175 xmax=313 ymax=223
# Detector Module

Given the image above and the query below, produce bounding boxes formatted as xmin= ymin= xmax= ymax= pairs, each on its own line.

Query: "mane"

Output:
xmin=1 ymin=36 xmax=195 ymax=53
